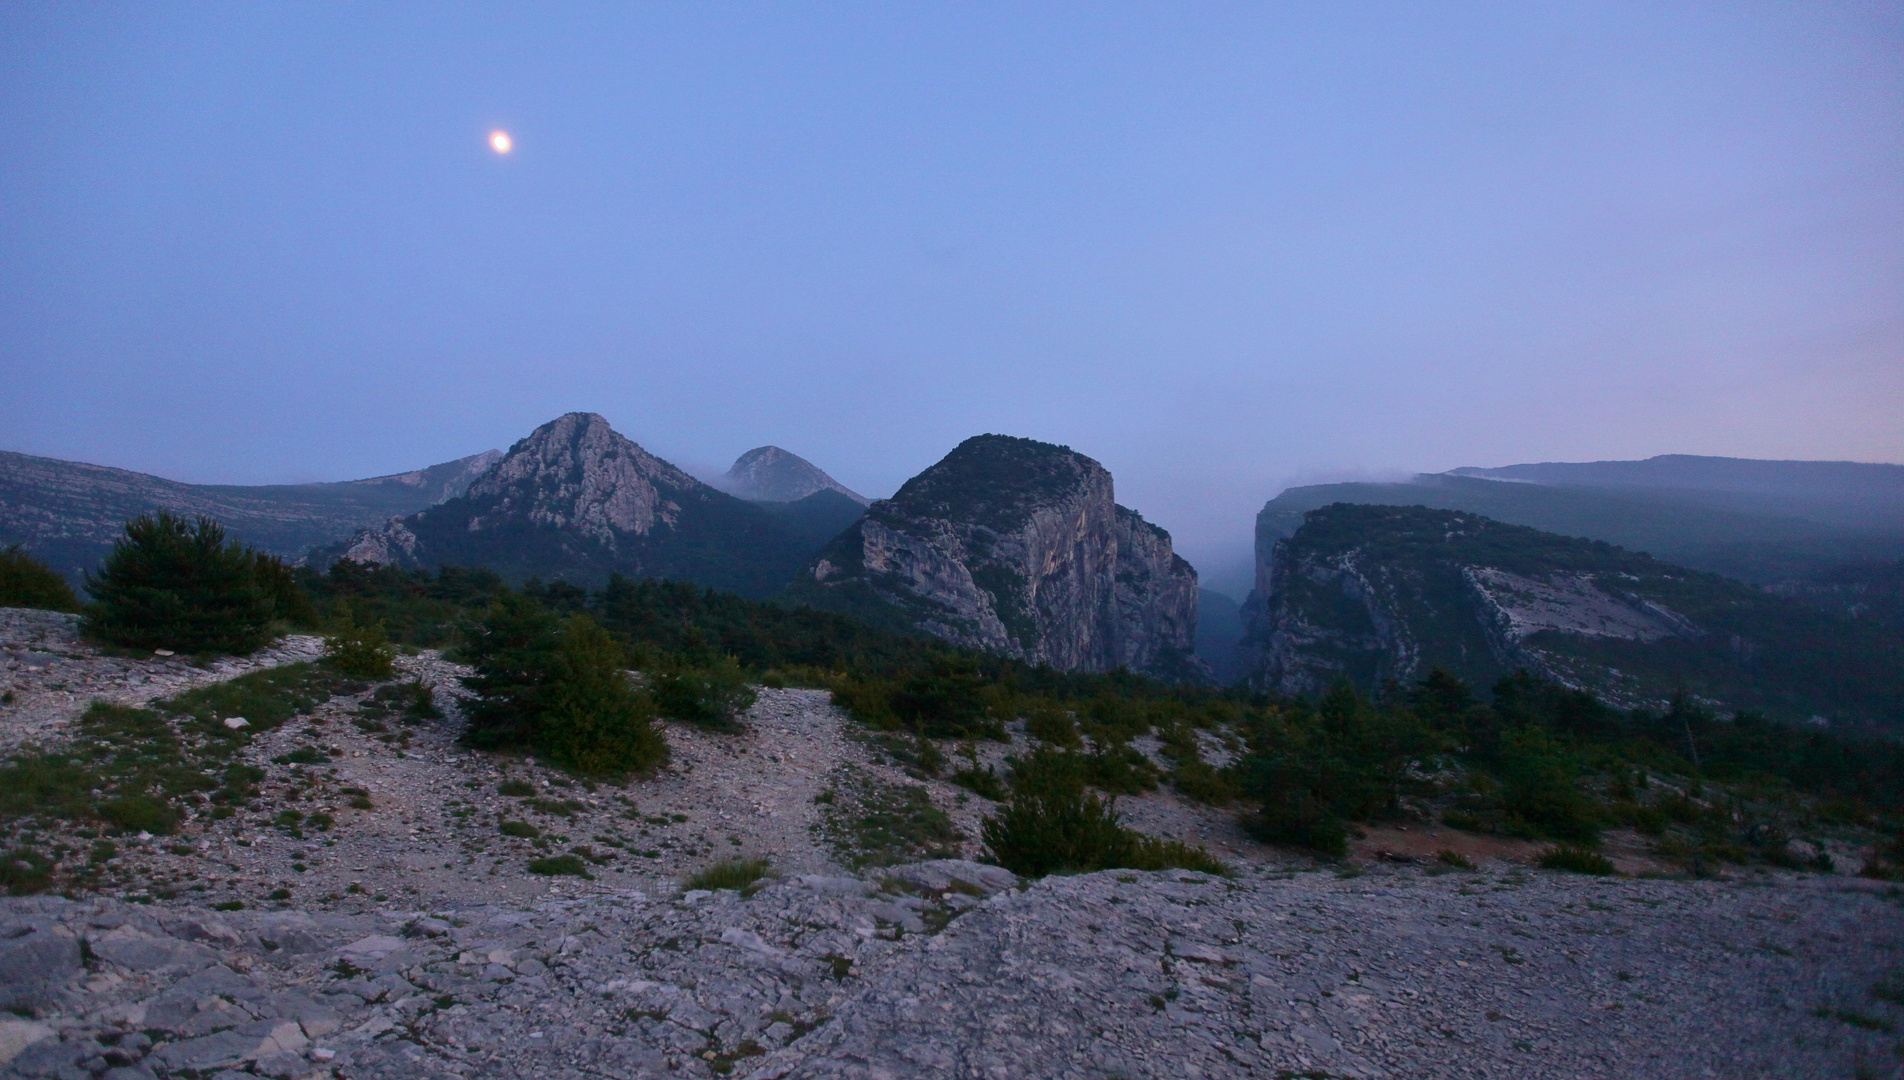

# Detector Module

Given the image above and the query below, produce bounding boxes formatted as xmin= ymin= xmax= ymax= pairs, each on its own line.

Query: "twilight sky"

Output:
xmin=3 ymin=2 xmax=1901 ymax=594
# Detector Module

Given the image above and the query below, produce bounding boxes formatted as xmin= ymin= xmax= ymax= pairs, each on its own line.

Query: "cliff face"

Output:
xmin=724 ymin=446 xmax=869 ymax=505
xmin=1237 ymin=504 xmax=1904 ymax=728
xmin=790 ymin=435 xmax=1201 ymax=679
xmin=329 ymin=414 xmax=816 ymax=597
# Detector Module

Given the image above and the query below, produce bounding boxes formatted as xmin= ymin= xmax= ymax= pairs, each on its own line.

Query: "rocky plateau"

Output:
xmin=4 ymin=608 xmax=1902 ymax=1079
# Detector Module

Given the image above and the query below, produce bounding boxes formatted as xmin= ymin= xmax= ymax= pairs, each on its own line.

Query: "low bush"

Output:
xmin=981 ymin=749 xmax=1224 ymax=878
xmin=651 ymin=655 xmax=758 ymax=731
xmin=0 ymin=545 xmax=81 ymax=612
xmin=684 ymin=857 xmax=776 ymax=894
xmin=322 ymin=603 xmax=395 ymax=680
xmin=527 ymin=855 xmax=591 ymax=877
xmin=1537 ymin=845 xmax=1617 ymax=875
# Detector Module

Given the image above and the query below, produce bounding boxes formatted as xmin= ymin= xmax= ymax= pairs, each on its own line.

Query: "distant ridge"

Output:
xmin=0 ymin=447 xmax=501 ymax=581
xmin=1450 ymin=454 xmax=1904 ymax=533
xmin=723 ymin=446 xmax=870 ymax=505
xmin=1254 ymin=454 xmax=1904 ymax=586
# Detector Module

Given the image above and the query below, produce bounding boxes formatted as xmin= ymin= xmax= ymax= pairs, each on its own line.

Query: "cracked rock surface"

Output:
xmin=5 ymin=864 xmax=1902 ymax=1079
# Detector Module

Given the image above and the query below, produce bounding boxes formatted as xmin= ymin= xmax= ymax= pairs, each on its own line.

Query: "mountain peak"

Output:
xmin=724 ymin=446 xmax=868 ymax=505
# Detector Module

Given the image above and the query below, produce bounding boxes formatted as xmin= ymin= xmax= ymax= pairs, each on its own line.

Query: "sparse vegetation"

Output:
xmin=817 ymin=769 xmax=963 ymax=868
xmin=1537 ymin=845 xmax=1618 ymax=875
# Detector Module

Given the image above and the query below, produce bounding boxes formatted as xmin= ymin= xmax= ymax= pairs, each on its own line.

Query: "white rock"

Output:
xmin=224 ymin=716 xmax=249 ymax=729
xmin=0 ymin=1018 xmax=54 ymax=1066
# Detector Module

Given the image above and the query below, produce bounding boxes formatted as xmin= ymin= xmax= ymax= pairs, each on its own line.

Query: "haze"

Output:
xmin=3 ymin=3 xmax=1901 ymax=592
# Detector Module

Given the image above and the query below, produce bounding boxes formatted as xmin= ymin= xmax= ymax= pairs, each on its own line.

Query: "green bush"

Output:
xmin=461 ymin=603 xmax=666 ymax=774
xmin=460 ymin=593 xmax=564 ymax=747
xmin=1537 ymin=845 xmax=1617 ymax=875
xmin=684 ymin=857 xmax=775 ymax=893
xmin=535 ymin=616 xmax=669 ymax=775
xmin=83 ymin=513 xmax=279 ymax=654
xmin=527 ymin=855 xmax=590 ymax=877
xmin=322 ymin=602 xmax=395 ymax=680
xmin=499 ymin=821 xmax=540 ymax=838
xmin=1023 ymin=703 xmax=1082 ymax=748
xmin=981 ymin=749 xmax=1224 ymax=878
xmin=100 ymin=794 xmax=180 ymax=834
xmin=650 ymin=655 xmax=758 ymax=730
xmin=0 ymin=545 xmax=81 ymax=612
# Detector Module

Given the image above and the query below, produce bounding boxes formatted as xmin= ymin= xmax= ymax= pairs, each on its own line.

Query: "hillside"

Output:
xmin=323 ymin=414 xmax=825 ymax=598
xmin=722 ymin=445 xmax=870 ymax=505
xmin=1256 ymin=472 xmax=1904 ymax=584
xmin=1240 ymin=504 xmax=1904 ymax=729
xmin=0 ymin=448 xmax=500 ymax=581
xmin=784 ymin=435 xmax=1202 ymax=679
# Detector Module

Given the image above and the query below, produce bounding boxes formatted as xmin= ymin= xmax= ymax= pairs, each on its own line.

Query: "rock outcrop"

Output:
xmin=1236 ymin=504 xmax=1904 ymax=726
xmin=788 ymin=435 xmax=1201 ymax=679
xmin=326 ymin=414 xmax=819 ymax=597
xmin=723 ymin=446 xmax=869 ymax=505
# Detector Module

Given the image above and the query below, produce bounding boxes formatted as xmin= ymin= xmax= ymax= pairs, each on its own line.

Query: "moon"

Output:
xmin=490 ymin=130 xmax=512 ymax=154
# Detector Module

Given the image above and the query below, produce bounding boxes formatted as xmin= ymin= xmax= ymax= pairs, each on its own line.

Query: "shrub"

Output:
xmin=322 ymin=602 xmax=395 ymax=680
xmin=1435 ymin=848 xmax=1475 ymax=869
xmin=535 ymin=616 xmax=669 ymax=775
xmin=650 ymin=655 xmax=758 ymax=731
xmin=462 ymin=605 xmax=668 ymax=776
xmin=499 ymin=821 xmax=540 ymax=838
xmin=498 ymin=780 xmax=535 ymax=797
xmin=1 ymin=848 xmax=55 ymax=895
xmin=1024 ymin=703 xmax=1082 ymax=748
xmin=1126 ymin=837 xmax=1231 ymax=876
xmin=0 ymin=545 xmax=80 ymax=612
xmin=100 ymin=794 xmax=180 ymax=834
xmin=460 ymin=593 xmax=564 ymax=748
xmin=684 ymin=857 xmax=775 ymax=894
xmin=527 ymin=855 xmax=591 ymax=877
xmin=981 ymin=749 xmax=1224 ymax=878
xmin=1537 ymin=845 xmax=1617 ymax=875
xmin=83 ymin=513 xmax=278 ymax=654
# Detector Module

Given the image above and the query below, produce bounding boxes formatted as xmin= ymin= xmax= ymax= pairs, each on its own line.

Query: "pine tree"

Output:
xmin=83 ymin=514 xmax=276 ymax=654
xmin=459 ymin=593 xmax=563 ymax=749
xmin=535 ymin=615 xmax=668 ymax=775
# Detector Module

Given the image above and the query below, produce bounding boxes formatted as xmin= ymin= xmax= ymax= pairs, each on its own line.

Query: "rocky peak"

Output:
xmin=325 ymin=413 xmax=821 ymax=596
xmin=792 ymin=435 xmax=1202 ymax=679
xmin=464 ymin=412 xmax=704 ymax=545
xmin=724 ymin=446 xmax=869 ymax=505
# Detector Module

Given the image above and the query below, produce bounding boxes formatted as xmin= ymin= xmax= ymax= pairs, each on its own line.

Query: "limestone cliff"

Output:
xmin=787 ymin=435 xmax=1201 ymax=679
xmin=1236 ymin=503 xmax=1904 ymax=726
xmin=326 ymin=414 xmax=816 ymax=597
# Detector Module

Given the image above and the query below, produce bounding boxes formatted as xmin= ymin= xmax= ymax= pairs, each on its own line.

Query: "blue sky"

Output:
xmin=3 ymin=3 xmax=1900 ymax=593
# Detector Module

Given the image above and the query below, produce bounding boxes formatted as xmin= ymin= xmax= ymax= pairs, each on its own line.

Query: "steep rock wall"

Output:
xmin=793 ymin=435 xmax=1200 ymax=679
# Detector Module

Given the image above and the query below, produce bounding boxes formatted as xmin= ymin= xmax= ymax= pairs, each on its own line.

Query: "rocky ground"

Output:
xmin=4 ymin=608 xmax=1903 ymax=1079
